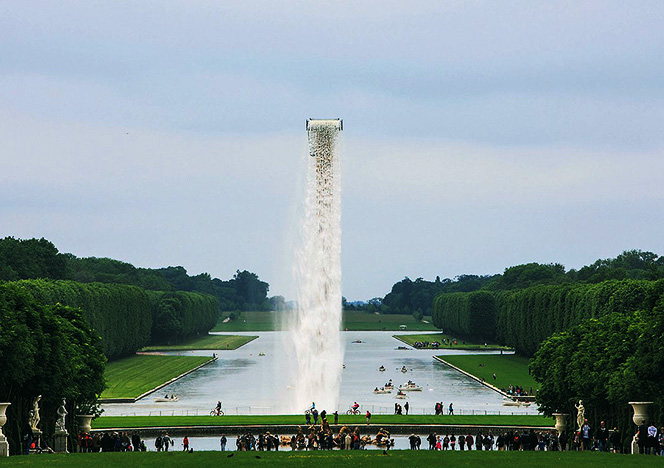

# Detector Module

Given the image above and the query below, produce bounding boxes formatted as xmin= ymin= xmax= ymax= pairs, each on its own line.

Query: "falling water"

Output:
xmin=290 ymin=119 xmax=343 ymax=412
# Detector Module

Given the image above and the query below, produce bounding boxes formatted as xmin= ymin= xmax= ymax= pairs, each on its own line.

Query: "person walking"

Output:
xmin=448 ymin=402 xmax=454 ymax=415
xmin=366 ymin=410 xmax=372 ymax=425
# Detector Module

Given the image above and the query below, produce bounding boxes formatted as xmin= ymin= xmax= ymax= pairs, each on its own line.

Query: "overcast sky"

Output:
xmin=2 ymin=1 xmax=663 ymax=300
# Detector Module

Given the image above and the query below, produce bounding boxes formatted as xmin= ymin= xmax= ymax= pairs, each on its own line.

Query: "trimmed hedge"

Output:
xmin=432 ymin=291 xmax=496 ymax=341
xmin=10 ymin=280 xmax=219 ymax=359
xmin=433 ymin=279 xmax=664 ymax=356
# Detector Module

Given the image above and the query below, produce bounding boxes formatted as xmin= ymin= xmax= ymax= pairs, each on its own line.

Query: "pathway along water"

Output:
xmin=101 ymin=331 xmax=539 ymax=417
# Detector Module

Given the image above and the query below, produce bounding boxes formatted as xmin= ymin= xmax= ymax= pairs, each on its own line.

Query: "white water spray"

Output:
xmin=290 ymin=119 xmax=344 ymax=411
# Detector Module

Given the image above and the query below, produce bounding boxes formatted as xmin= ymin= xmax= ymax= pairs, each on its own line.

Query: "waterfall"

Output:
xmin=290 ymin=119 xmax=344 ymax=412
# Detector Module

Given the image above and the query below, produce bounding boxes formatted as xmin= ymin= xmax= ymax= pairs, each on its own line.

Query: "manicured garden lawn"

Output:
xmin=211 ymin=311 xmax=283 ymax=332
xmin=394 ymin=332 xmax=510 ymax=350
xmin=102 ymin=355 xmax=213 ymax=399
xmin=342 ymin=312 xmax=437 ymax=331
xmin=211 ymin=311 xmax=437 ymax=332
xmin=438 ymin=354 xmax=539 ymax=394
xmin=141 ymin=334 xmax=257 ymax=351
xmin=0 ymin=450 xmax=657 ymax=468
xmin=92 ymin=414 xmax=553 ymax=429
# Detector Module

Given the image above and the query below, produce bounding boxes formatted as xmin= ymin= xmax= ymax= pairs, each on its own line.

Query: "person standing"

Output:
xmin=366 ymin=410 xmax=371 ymax=425
xmin=182 ymin=436 xmax=189 ymax=452
xmin=595 ymin=421 xmax=609 ymax=452
xmin=220 ymin=434 xmax=227 ymax=451
xmin=404 ymin=402 xmax=409 ymax=415
xmin=333 ymin=411 xmax=338 ymax=425
xmin=580 ymin=420 xmax=591 ymax=451
xmin=162 ymin=433 xmax=172 ymax=452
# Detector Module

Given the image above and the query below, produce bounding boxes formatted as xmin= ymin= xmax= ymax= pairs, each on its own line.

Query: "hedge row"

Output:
xmin=433 ymin=279 xmax=664 ymax=356
xmin=11 ymin=280 xmax=219 ymax=359
xmin=432 ymin=291 xmax=496 ymax=341
xmin=147 ymin=290 xmax=218 ymax=344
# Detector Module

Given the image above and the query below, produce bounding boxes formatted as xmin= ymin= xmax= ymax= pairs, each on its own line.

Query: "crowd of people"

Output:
xmin=411 ymin=341 xmax=440 ymax=349
xmin=77 ymin=431 xmax=147 ymax=452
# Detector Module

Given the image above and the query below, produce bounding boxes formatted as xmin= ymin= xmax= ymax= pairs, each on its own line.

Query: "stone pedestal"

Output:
xmin=29 ymin=429 xmax=42 ymax=454
xmin=53 ymin=431 xmax=69 ymax=454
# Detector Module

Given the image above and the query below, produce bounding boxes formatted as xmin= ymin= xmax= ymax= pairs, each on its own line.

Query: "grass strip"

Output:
xmin=92 ymin=414 xmax=553 ymax=429
xmin=394 ymin=333 xmax=510 ymax=350
xmin=0 ymin=450 xmax=656 ymax=468
xmin=102 ymin=355 xmax=213 ymax=399
xmin=141 ymin=334 xmax=258 ymax=351
xmin=211 ymin=311 xmax=438 ymax=332
xmin=438 ymin=354 xmax=539 ymax=394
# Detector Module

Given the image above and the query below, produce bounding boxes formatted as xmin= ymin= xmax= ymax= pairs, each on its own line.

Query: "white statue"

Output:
xmin=28 ymin=395 xmax=41 ymax=431
xmin=55 ymin=398 xmax=67 ymax=433
xmin=575 ymin=399 xmax=585 ymax=430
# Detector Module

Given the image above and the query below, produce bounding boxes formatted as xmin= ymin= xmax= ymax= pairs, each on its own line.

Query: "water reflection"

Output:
xmin=102 ymin=331 xmax=539 ymax=416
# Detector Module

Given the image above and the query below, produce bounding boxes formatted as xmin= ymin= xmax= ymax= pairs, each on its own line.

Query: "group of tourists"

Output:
xmin=414 ymin=430 xmax=559 ymax=451
xmin=433 ymin=402 xmax=453 ymax=415
xmin=573 ymin=419 xmax=664 ymax=455
xmin=502 ymin=385 xmax=532 ymax=397
xmin=411 ymin=341 xmax=440 ymax=349
xmin=635 ymin=420 xmax=664 ymax=455
xmin=234 ymin=432 xmax=280 ymax=451
xmin=77 ymin=431 xmax=146 ymax=452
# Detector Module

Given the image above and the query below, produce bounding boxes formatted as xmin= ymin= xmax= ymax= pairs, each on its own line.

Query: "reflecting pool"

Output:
xmin=102 ymin=331 xmax=539 ymax=416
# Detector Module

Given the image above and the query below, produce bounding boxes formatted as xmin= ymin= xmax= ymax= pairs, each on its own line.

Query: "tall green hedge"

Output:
xmin=13 ymin=280 xmax=152 ymax=359
xmin=10 ymin=280 xmax=220 ymax=359
xmin=432 ymin=291 xmax=497 ymax=341
xmin=433 ymin=279 xmax=664 ymax=356
xmin=147 ymin=290 xmax=218 ymax=344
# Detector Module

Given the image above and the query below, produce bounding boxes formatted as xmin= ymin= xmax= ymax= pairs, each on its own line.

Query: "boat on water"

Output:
xmin=398 ymin=381 xmax=423 ymax=391
xmin=395 ymin=390 xmax=407 ymax=399
xmin=258 ymin=352 xmax=266 ymax=356
xmin=155 ymin=394 xmax=179 ymax=403
xmin=400 ymin=366 xmax=408 ymax=373
xmin=501 ymin=398 xmax=531 ymax=407
xmin=373 ymin=387 xmax=392 ymax=394
xmin=379 ymin=365 xmax=386 ymax=372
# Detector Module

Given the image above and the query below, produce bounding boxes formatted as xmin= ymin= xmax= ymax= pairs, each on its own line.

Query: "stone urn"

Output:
xmin=0 ymin=402 xmax=10 ymax=457
xmin=628 ymin=402 xmax=652 ymax=426
xmin=77 ymin=415 xmax=94 ymax=433
xmin=552 ymin=413 xmax=568 ymax=435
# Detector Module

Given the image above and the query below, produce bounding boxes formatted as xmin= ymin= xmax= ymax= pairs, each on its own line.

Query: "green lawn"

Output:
xmin=102 ymin=355 xmax=213 ymax=399
xmin=394 ymin=333 xmax=511 ymax=350
xmin=92 ymin=414 xmax=553 ymax=429
xmin=342 ymin=312 xmax=437 ymax=331
xmin=211 ymin=311 xmax=282 ymax=332
xmin=211 ymin=311 xmax=438 ymax=332
xmin=0 ymin=451 xmax=657 ymax=468
xmin=141 ymin=334 xmax=257 ymax=351
xmin=438 ymin=354 xmax=539 ymax=394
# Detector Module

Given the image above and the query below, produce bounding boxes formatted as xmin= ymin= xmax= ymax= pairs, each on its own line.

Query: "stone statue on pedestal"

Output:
xmin=575 ymin=400 xmax=585 ymax=430
xmin=55 ymin=399 xmax=67 ymax=433
xmin=28 ymin=395 xmax=41 ymax=431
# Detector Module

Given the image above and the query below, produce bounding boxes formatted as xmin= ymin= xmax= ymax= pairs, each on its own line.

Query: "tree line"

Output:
xmin=0 ymin=237 xmax=272 ymax=312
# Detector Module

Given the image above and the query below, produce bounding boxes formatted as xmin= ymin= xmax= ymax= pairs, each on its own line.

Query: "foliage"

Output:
xmin=0 ymin=237 xmax=66 ymax=281
xmin=147 ymin=291 xmax=220 ymax=344
xmin=13 ymin=279 xmax=153 ymax=360
xmin=380 ymin=275 xmax=494 ymax=316
xmin=0 ymin=283 xmax=105 ymax=454
xmin=530 ymin=307 xmax=664 ymax=438
xmin=432 ymin=291 xmax=497 ymax=341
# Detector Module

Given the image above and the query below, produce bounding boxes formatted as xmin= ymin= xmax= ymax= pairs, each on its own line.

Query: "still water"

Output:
xmin=102 ymin=331 xmax=538 ymax=416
